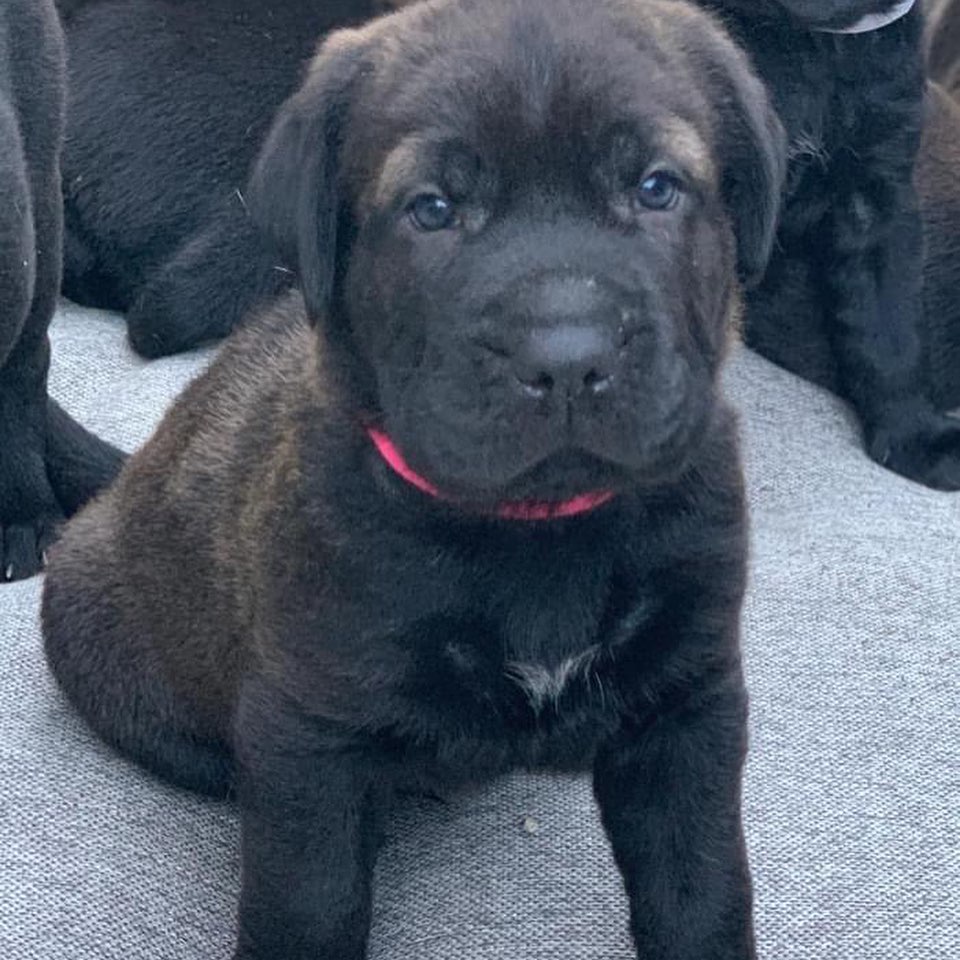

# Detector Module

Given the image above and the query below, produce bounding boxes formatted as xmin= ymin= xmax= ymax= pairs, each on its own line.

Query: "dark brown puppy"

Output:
xmin=0 ymin=0 xmax=123 ymax=581
xmin=43 ymin=1 xmax=785 ymax=958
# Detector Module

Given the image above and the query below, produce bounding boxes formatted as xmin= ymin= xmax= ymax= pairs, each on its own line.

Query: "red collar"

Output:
xmin=367 ymin=428 xmax=615 ymax=521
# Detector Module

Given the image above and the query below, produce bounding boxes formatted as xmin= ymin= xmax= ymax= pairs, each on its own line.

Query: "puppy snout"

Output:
xmin=480 ymin=273 xmax=636 ymax=402
xmin=513 ymin=325 xmax=615 ymax=399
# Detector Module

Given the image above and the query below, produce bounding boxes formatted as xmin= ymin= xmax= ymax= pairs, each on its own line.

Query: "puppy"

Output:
xmin=731 ymin=0 xmax=960 ymax=425
xmin=0 ymin=0 xmax=123 ymax=582
xmin=715 ymin=0 xmax=960 ymax=490
xmin=57 ymin=0 xmax=389 ymax=358
xmin=42 ymin=1 xmax=786 ymax=957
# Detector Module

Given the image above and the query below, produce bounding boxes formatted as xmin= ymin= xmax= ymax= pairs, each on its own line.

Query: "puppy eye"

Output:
xmin=408 ymin=193 xmax=457 ymax=231
xmin=635 ymin=171 xmax=682 ymax=211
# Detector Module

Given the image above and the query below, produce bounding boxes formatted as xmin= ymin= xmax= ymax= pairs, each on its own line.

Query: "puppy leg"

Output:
xmin=0 ymin=4 xmax=124 ymax=581
xmin=594 ymin=670 xmax=753 ymax=960
xmin=233 ymin=680 xmax=385 ymax=960
xmin=127 ymin=204 xmax=294 ymax=358
xmin=60 ymin=208 xmax=130 ymax=313
xmin=741 ymin=246 xmax=841 ymax=395
xmin=0 ymin=103 xmax=35 ymax=370
xmin=0 ymin=90 xmax=63 ymax=580
xmin=825 ymin=187 xmax=960 ymax=489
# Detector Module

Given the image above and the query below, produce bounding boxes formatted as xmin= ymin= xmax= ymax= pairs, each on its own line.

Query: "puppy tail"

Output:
xmin=45 ymin=397 xmax=126 ymax=514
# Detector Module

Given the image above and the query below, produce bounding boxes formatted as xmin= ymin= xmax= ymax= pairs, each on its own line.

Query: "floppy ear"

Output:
xmin=246 ymin=29 xmax=369 ymax=321
xmin=708 ymin=41 xmax=787 ymax=287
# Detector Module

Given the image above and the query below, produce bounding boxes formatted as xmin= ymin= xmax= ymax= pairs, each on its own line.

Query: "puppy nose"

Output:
xmin=513 ymin=325 xmax=615 ymax=399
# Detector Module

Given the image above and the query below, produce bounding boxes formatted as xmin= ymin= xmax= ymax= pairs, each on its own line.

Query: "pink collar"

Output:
xmin=367 ymin=428 xmax=615 ymax=521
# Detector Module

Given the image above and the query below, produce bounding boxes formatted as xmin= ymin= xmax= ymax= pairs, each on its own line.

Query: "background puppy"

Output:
xmin=43 ymin=1 xmax=786 ymax=957
xmin=740 ymin=4 xmax=960 ymax=428
xmin=0 ymin=0 xmax=123 ymax=582
xmin=57 ymin=0 xmax=385 ymax=358
xmin=718 ymin=0 xmax=960 ymax=490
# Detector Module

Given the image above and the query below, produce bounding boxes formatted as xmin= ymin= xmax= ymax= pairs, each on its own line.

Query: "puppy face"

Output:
xmin=249 ymin=0 xmax=784 ymax=505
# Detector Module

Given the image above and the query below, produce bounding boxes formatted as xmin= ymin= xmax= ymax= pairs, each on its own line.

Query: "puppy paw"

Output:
xmin=0 ymin=416 xmax=62 ymax=580
xmin=0 ymin=403 xmax=121 ymax=582
xmin=867 ymin=409 xmax=960 ymax=491
xmin=232 ymin=947 xmax=365 ymax=960
xmin=1 ymin=509 xmax=62 ymax=582
xmin=0 ymin=439 xmax=65 ymax=581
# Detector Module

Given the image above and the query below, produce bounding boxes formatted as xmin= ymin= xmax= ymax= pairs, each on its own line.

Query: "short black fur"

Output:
xmin=56 ymin=0 xmax=388 ymax=358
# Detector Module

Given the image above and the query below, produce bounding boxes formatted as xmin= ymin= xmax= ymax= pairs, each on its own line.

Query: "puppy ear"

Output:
xmin=710 ymin=44 xmax=787 ymax=287
xmin=246 ymin=29 xmax=369 ymax=321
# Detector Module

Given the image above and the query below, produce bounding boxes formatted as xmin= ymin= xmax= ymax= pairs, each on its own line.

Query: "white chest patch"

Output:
xmin=506 ymin=645 xmax=601 ymax=711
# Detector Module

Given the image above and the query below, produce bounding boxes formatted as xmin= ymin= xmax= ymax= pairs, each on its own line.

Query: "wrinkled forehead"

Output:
xmin=344 ymin=0 xmax=718 ymax=204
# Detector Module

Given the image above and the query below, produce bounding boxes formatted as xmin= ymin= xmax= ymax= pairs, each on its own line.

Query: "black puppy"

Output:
xmin=57 ymin=0 xmax=390 ymax=358
xmin=43 ymin=0 xmax=786 ymax=957
xmin=714 ymin=0 xmax=960 ymax=490
xmin=0 ymin=0 xmax=123 ymax=582
xmin=770 ymin=0 xmax=960 ymax=415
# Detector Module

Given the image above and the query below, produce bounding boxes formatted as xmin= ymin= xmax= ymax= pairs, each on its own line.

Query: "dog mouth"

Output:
xmin=367 ymin=428 xmax=617 ymax=521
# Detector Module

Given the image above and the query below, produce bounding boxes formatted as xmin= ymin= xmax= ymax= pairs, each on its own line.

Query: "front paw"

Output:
xmin=0 ymin=444 xmax=64 ymax=581
xmin=867 ymin=408 xmax=960 ymax=491
xmin=1 ymin=502 xmax=63 ymax=582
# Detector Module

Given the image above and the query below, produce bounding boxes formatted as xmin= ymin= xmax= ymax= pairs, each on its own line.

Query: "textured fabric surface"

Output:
xmin=0 ymin=301 xmax=957 ymax=959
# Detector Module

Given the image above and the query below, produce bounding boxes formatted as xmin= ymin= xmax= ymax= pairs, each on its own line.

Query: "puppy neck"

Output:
xmin=366 ymin=428 xmax=615 ymax=521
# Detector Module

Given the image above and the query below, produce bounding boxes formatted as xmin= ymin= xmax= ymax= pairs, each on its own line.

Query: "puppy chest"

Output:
xmin=378 ymin=588 xmax=652 ymax=769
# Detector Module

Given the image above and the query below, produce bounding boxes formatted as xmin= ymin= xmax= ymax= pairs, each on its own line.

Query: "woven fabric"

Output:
xmin=0 ymin=301 xmax=957 ymax=959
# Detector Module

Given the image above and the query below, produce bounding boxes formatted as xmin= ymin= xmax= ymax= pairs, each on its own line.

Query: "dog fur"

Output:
xmin=42 ymin=1 xmax=788 ymax=957
xmin=56 ymin=0 xmax=388 ymax=358
xmin=0 ymin=0 xmax=123 ymax=582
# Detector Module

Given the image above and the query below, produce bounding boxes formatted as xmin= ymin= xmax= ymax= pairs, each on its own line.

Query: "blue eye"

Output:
xmin=409 ymin=193 xmax=457 ymax=231
xmin=636 ymin=171 xmax=681 ymax=211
